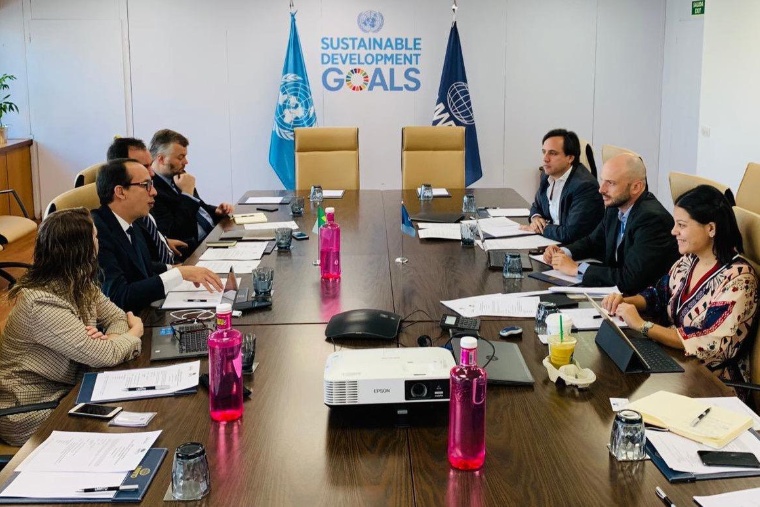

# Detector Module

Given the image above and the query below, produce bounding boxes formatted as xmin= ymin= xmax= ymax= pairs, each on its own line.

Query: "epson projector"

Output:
xmin=324 ymin=348 xmax=455 ymax=406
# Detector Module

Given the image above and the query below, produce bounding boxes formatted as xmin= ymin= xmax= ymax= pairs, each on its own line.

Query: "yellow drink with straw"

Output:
xmin=548 ymin=314 xmax=577 ymax=368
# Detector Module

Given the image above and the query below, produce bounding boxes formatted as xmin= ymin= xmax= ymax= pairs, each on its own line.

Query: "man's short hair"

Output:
xmin=96 ymin=158 xmax=134 ymax=205
xmin=106 ymin=137 xmax=147 ymax=161
xmin=542 ymin=129 xmax=581 ymax=164
xmin=149 ymin=129 xmax=189 ymax=158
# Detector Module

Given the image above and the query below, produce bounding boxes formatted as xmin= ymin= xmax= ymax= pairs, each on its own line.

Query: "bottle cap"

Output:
xmin=460 ymin=336 xmax=478 ymax=349
xmin=216 ymin=303 xmax=232 ymax=314
xmin=325 ymin=207 xmax=335 ymax=214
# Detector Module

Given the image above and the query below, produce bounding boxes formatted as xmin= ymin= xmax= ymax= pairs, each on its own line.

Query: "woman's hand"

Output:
xmin=126 ymin=311 xmax=144 ymax=338
xmin=615 ymin=302 xmax=646 ymax=330
xmin=601 ymin=293 xmax=625 ymax=314
xmin=85 ymin=325 xmax=106 ymax=340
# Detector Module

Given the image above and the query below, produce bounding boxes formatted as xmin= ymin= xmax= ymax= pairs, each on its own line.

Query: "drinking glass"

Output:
xmin=242 ymin=332 xmax=256 ymax=374
xmin=462 ymin=194 xmax=477 ymax=214
xmin=172 ymin=442 xmax=210 ymax=500
xmin=275 ymin=227 xmax=293 ymax=250
xmin=502 ymin=252 xmax=523 ymax=278
xmin=460 ymin=223 xmax=475 ymax=247
xmin=290 ymin=196 xmax=305 ymax=216
xmin=535 ymin=301 xmax=559 ymax=333
xmin=609 ymin=410 xmax=647 ymax=461
xmin=252 ymin=267 xmax=274 ymax=296
xmin=309 ymin=185 xmax=323 ymax=203
xmin=420 ymin=183 xmax=434 ymax=201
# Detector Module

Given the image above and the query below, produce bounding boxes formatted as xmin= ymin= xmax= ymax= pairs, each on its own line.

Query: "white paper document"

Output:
xmin=646 ymin=429 xmax=760 ymax=474
xmin=0 ymin=470 xmax=126 ymax=499
xmin=244 ymin=196 xmax=287 ymax=204
xmin=244 ymin=220 xmax=299 ymax=231
xmin=559 ymin=307 xmax=628 ymax=330
xmin=537 ymin=269 xmax=582 ymax=285
xmin=441 ymin=294 xmax=540 ymax=318
xmin=195 ymin=260 xmax=261 ymax=274
xmin=17 ymin=430 xmax=161 ymax=473
xmin=418 ymin=224 xmax=461 ymax=240
xmin=322 ymin=189 xmax=345 ymax=198
xmin=90 ymin=361 xmax=200 ymax=403
xmin=199 ymin=243 xmax=267 ymax=261
xmin=169 ymin=278 xmax=241 ymax=293
xmin=694 ymin=488 xmax=760 ymax=507
xmin=486 ymin=208 xmax=530 ymax=217
xmin=548 ymin=285 xmax=620 ymax=296
xmin=416 ymin=187 xmax=451 ymax=197
xmin=161 ymin=290 xmax=224 ymax=309
xmin=480 ymin=236 xmax=559 ymax=251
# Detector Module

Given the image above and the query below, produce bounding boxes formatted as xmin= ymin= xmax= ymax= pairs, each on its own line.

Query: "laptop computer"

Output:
xmin=151 ymin=269 xmax=239 ymax=361
xmin=586 ymin=295 xmax=683 ymax=374
xmin=452 ymin=338 xmax=534 ymax=386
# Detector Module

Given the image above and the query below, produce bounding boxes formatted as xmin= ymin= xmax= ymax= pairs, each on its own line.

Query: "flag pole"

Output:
xmin=451 ymin=0 xmax=457 ymax=21
xmin=395 ymin=200 xmax=410 ymax=264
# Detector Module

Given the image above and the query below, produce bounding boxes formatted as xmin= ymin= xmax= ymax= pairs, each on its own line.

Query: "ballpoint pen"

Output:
xmin=690 ymin=407 xmax=711 ymax=427
xmin=77 ymin=485 xmax=139 ymax=493
xmin=123 ymin=385 xmax=170 ymax=392
xmin=655 ymin=486 xmax=676 ymax=507
xmin=185 ymin=298 xmax=210 ymax=303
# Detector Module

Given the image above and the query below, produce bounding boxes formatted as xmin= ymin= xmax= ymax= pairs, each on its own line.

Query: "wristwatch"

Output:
xmin=640 ymin=321 xmax=654 ymax=338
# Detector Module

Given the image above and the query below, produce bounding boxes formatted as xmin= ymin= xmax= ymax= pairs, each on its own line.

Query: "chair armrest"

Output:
xmin=0 ymin=189 xmax=30 ymax=218
xmin=723 ymin=381 xmax=760 ymax=392
xmin=0 ymin=400 xmax=60 ymax=418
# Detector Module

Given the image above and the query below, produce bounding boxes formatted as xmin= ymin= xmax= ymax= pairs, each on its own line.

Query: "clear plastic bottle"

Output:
xmin=448 ymin=336 xmax=487 ymax=470
xmin=319 ymin=207 xmax=341 ymax=280
xmin=208 ymin=307 xmax=243 ymax=422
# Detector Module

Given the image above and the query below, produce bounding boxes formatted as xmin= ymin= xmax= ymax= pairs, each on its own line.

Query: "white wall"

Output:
xmin=0 ymin=0 xmax=669 ymax=214
xmin=697 ymin=0 xmax=760 ymax=192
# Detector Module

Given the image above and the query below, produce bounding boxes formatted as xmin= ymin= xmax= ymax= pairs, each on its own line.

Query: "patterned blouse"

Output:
xmin=640 ymin=254 xmax=758 ymax=384
xmin=0 ymin=288 xmax=142 ymax=446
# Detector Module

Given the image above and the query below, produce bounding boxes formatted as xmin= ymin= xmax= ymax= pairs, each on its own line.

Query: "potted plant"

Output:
xmin=0 ymin=74 xmax=20 ymax=145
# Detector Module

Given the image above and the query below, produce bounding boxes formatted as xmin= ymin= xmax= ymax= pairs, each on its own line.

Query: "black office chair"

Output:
xmin=0 ymin=401 xmax=60 ymax=471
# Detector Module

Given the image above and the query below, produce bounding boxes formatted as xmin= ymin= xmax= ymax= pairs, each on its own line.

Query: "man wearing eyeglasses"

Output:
xmin=92 ymin=158 xmax=223 ymax=313
xmin=106 ymin=137 xmax=188 ymax=263
xmin=149 ymin=129 xmax=233 ymax=259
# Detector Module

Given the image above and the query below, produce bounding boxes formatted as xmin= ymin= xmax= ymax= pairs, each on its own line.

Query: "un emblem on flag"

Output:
xmin=447 ymin=82 xmax=475 ymax=125
xmin=273 ymin=74 xmax=316 ymax=140
xmin=357 ymin=10 xmax=384 ymax=33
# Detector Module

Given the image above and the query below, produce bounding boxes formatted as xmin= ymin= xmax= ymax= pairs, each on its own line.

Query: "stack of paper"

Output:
xmin=417 ymin=223 xmax=461 ymax=240
xmin=244 ymin=220 xmax=299 ymax=231
xmin=628 ymin=391 xmax=753 ymax=448
xmin=244 ymin=196 xmax=288 ymax=205
xmin=479 ymin=236 xmax=559 ymax=251
xmin=441 ymin=294 xmax=540 ymax=318
xmin=233 ymin=212 xmax=267 ymax=225
xmin=199 ymin=243 xmax=267 ymax=261
xmin=485 ymin=208 xmax=530 ymax=217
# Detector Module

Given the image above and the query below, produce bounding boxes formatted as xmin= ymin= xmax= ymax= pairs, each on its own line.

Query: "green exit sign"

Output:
xmin=692 ymin=0 xmax=704 ymax=15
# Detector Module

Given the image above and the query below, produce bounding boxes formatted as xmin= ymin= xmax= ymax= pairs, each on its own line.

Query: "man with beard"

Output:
xmin=542 ymin=153 xmax=678 ymax=294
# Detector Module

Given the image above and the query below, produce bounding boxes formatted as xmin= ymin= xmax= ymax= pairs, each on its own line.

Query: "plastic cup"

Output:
xmin=545 ymin=313 xmax=573 ymax=336
xmin=548 ymin=334 xmax=577 ymax=368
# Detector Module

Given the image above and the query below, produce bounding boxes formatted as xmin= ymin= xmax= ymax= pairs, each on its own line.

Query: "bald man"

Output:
xmin=543 ymin=153 xmax=679 ymax=294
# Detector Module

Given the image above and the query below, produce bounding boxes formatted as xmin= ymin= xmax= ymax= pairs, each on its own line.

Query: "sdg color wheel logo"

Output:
xmin=345 ymin=68 xmax=370 ymax=91
xmin=357 ymin=10 xmax=384 ymax=33
xmin=273 ymin=74 xmax=316 ymax=140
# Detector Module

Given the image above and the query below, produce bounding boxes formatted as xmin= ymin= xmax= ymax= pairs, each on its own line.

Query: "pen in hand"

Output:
xmin=690 ymin=407 xmax=711 ymax=427
xmin=655 ymin=486 xmax=676 ymax=507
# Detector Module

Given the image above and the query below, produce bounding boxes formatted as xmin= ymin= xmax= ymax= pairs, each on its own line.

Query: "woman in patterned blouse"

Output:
xmin=602 ymin=185 xmax=758 ymax=384
xmin=0 ymin=208 xmax=143 ymax=446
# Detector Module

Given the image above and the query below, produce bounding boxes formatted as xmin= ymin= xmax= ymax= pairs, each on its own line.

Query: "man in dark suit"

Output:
xmin=149 ymin=129 xmax=233 ymax=259
xmin=92 ymin=158 xmax=223 ymax=313
xmin=520 ymin=129 xmax=603 ymax=243
xmin=543 ymin=153 xmax=679 ymax=294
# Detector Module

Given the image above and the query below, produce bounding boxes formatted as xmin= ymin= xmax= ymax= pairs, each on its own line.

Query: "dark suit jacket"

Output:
xmin=151 ymin=175 xmax=220 ymax=256
xmin=529 ymin=164 xmax=604 ymax=243
xmin=92 ymin=206 xmax=168 ymax=313
xmin=565 ymin=192 xmax=679 ymax=295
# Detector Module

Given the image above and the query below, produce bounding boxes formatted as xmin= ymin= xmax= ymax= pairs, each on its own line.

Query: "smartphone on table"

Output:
xmin=68 ymin=403 xmax=122 ymax=419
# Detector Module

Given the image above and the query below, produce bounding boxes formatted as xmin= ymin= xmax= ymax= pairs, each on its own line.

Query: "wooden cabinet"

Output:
xmin=0 ymin=139 xmax=34 ymax=219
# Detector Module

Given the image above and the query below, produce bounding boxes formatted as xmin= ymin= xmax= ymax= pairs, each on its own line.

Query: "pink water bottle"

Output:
xmin=319 ymin=207 xmax=341 ymax=280
xmin=208 ymin=306 xmax=243 ymax=422
xmin=448 ymin=336 xmax=487 ymax=470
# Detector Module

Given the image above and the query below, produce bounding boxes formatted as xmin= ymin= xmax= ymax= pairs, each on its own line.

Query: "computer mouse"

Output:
xmin=499 ymin=326 xmax=522 ymax=338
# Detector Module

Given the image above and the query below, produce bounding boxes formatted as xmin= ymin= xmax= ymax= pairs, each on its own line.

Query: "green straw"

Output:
xmin=560 ymin=314 xmax=564 ymax=342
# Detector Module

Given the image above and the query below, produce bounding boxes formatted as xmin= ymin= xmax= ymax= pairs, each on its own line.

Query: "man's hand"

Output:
xmin=215 ymin=202 xmax=234 ymax=216
xmin=529 ymin=216 xmax=548 ymax=234
xmin=85 ymin=325 xmax=106 ymax=340
xmin=174 ymin=172 xmax=196 ymax=195
xmin=551 ymin=250 xmax=579 ymax=276
xmin=125 ymin=311 xmax=144 ymax=338
xmin=543 ymin=244 xmax=561 ymax=264
xmin=177 ymin=266 xmax=224 ymax=293
xmin=167 ymin=238 xmax=188 ymax=257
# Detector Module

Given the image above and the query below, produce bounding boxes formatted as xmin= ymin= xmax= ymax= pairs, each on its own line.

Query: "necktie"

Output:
xmin=549 ymin=180 xmax=556 ymax=200
xmin=197 ymin=208 xmax=215 ymax=236
xmin=126 ymin=226 xmax=148 ymax=275
xmin=140 ymin=216 xmax=174 ymax=264
xmin=615 ymin=218 xmax=626 ymax=262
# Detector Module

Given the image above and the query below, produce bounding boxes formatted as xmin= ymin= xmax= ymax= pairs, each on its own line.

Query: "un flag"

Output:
xmin=269 ymin=12 xmax=317 ymax=190
xmin=432 ymin=22 xmax=482 ymax=187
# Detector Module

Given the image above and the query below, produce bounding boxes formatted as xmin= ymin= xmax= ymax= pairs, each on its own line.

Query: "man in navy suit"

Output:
xmin=92 ymin=159 xmax=223 ymax=313
xmin=543 ymin=153 xmax=679 ymax=294
xmin=149 ymin=129 xmax=233 ymax=260
xmin=520 ymin=129 xmax=603 ymax=243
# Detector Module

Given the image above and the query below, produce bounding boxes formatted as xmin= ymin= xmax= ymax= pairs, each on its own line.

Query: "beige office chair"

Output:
xmin=601 ymin=144 xmax=641 ymax=164
xmin=44 ymin=183 xmax=100 ymax=218
xmin=74 ymin=162 xmax=104 ymax=188
xmin=669 ymin=172 xmax=734 ymax=204
xmin=735 ymin=162 xmax=760 ymax=214
xmin=294 ymin=127 xmax=360 ymax=190
xmin=0 ymin=189 xmax=36 ymax=287
xmin=401 ymin=126 xmax=465 ymax=190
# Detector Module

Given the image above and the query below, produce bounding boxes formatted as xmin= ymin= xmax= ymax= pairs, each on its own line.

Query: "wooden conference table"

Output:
xmin=1 ymin=189 xmax=758 ymax=506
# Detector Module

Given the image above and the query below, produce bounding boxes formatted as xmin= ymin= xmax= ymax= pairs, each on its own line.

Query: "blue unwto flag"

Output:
xmin=269 ymin=12 xmax=317 ymax=190
xmin=401 ymin=202 xmax=416 ymax=237
xmin=432 ymin=21 xmax=482 ymax=187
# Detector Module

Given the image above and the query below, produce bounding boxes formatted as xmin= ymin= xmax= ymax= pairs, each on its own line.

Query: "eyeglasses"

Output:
xmin=124 ymin=180 xmax=154 ymax=192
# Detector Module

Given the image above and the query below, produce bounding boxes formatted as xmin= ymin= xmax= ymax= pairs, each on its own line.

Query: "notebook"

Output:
xmin=452 ymin=338 xmax=534 ymax=386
